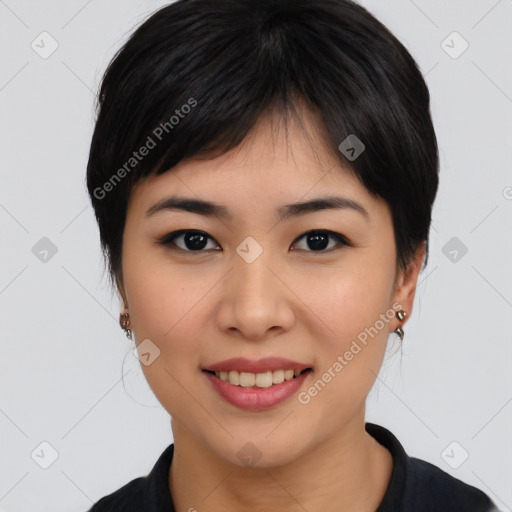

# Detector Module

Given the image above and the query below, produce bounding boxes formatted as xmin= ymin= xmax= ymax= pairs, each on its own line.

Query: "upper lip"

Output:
xmin=202 ymin=357 xmax=313 ymax=374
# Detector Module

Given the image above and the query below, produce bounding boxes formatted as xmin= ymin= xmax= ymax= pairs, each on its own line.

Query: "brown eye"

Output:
xmin=292 ymin=230 xmax=350 ymax=253
xmin=158 ymin=230 xmax=220 ymax=252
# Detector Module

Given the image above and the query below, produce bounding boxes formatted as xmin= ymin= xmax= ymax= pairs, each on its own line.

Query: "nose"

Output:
xmin=216 ymin=250 xmax=295 ymax=341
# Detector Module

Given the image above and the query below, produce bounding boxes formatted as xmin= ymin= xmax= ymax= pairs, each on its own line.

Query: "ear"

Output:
xmin=115 ymin=272 xmax=129 ymax=310
xmin=390 ymin=241 xmax=426 ymax=331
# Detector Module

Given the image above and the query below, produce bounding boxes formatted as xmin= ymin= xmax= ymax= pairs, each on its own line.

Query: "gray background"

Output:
xmin=0 ymin=1 xmax=511 ymax=511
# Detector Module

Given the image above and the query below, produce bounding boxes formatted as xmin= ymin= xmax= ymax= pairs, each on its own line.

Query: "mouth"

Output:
xmin=201 ymin=367 xmax=313 ymax=388
xmin=201 ymin=366 xmax=314 ymax=410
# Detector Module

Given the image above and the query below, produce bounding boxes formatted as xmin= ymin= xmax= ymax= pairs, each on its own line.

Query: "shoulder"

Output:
xmin=406 ymin=456 xmax=497 ymax=511
xmin=86 ymin=442 xmax=175 ymax=512
xmin=87 ymin=476 xmax=146 ymax=511
xmin=365 ymin=423 xmax=498 ymax=512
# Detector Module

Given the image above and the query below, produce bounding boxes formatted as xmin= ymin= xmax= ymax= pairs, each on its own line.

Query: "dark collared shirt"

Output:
xmin=88 ymin=422 xmax=499 ymax=511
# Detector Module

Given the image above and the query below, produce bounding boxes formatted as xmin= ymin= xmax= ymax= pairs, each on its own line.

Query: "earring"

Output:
xmin=119 ymin=312 xmax=133 ymax=340
xmin=394 ymin=310 xmax=407 ymax=340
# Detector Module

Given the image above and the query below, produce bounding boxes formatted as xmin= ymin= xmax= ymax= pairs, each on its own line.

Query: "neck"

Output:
xmin=168 ymin=410 xmax=393 ymax=512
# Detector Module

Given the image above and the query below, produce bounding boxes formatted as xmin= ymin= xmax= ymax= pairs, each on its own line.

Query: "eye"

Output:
xmin=158 ymin=230 xmax=220 ymax=252
xmin=291 ymin=230 xmax=350 ymax=253
xmin=158 ymin=229 xmax=351 ymax=254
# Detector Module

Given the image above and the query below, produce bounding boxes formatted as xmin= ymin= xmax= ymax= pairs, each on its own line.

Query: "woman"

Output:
xmin=86 ymin=0 xmax=499 ymax=510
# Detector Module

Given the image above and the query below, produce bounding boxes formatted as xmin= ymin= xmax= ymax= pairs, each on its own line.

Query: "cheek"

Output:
xmin=294 ymin=258 xmax=394 ymax=409
xmin=124 ymin=247 xmax=194 ymax=331
xmin=123 ymin=259 xmax=216 ymax=369
xmin=297 ymin=259 xmax=394 ymax=347
xmin=124 ymin=267 xmax=210 ymax=416
xmin=294 ymin=269 xmax=393 ymax=424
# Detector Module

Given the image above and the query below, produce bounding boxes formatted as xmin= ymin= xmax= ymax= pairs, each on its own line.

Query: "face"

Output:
xmin=119 ymin=106 xmax=423 ymax=469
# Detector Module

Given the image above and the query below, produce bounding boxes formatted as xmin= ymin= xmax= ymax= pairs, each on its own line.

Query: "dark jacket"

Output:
xmin=88 ymin=422 xmax=499 ymax=511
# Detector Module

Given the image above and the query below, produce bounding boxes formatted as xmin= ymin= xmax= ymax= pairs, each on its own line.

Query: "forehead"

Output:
xmin=131 ymin=107 xmax=375 ymax=205
xmin=125 ymin=104 xmax=392 ymax=230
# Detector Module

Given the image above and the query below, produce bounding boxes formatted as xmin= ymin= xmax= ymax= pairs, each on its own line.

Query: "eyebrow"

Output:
xmin=145 ymin=195 xmax=370 ymax=221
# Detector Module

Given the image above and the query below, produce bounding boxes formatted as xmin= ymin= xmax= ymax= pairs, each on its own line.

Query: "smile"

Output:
xmin=202 ymin=368 xmax=314 ymax=411
xmin=204 ymin=368 xmax=313 ymax=388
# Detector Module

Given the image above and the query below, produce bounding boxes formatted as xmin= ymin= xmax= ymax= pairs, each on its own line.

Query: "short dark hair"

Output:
xmin=86 ymin=0 xmax=439 ymax=291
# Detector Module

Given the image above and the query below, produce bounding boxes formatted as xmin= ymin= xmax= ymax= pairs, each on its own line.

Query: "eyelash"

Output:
xmin=157 ymin=229 xmax=351 ymax=255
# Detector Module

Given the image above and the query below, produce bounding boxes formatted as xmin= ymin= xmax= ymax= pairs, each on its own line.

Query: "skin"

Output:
xmin=117 ymin=103 xmax=425 ymax=512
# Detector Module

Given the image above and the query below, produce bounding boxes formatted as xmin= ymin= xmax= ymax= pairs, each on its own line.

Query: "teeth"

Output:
xmin=274 ymin=369 xmax=285 ymax=383
xmin=215 ymin=368 xmax=308 ymax=387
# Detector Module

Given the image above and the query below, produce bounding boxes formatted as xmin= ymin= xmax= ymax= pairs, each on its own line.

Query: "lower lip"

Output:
xmin=202 ymin=369 xmax=313 ymax=411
